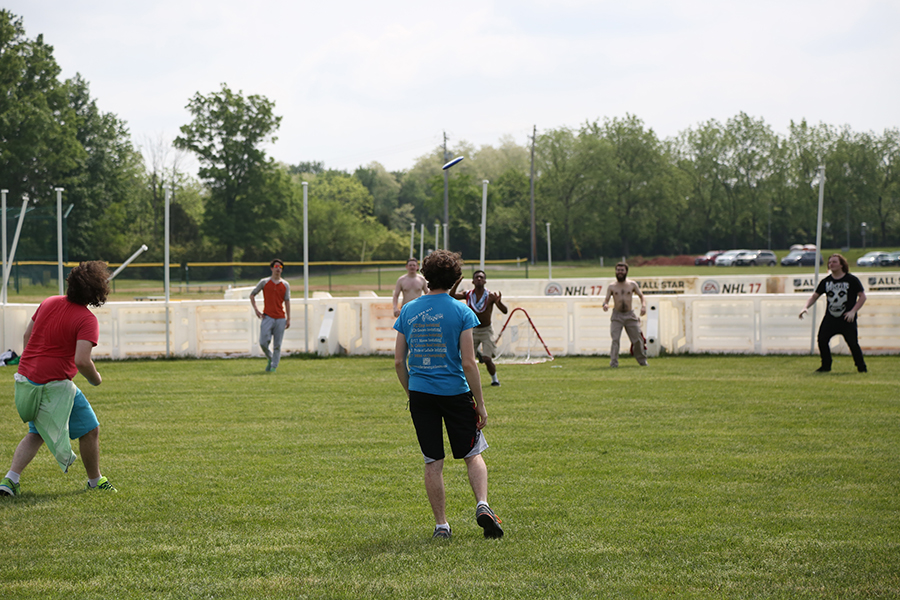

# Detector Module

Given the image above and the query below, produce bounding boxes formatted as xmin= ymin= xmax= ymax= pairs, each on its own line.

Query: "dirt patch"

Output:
xmin=630 ymin=255 xmax=696 ymax=266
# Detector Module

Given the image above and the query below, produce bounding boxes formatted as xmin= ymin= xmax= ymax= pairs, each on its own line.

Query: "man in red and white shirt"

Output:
xmin=249 ymin=259 xmax=291 ymax=372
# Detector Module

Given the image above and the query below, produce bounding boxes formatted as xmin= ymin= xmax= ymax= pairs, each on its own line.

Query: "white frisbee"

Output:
xmin=442 ymin=156 xmax=464 ymax=170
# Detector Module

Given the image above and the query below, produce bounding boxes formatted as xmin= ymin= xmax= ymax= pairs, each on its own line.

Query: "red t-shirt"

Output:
xmin=17 ymin=296 xmax=99 ymax=384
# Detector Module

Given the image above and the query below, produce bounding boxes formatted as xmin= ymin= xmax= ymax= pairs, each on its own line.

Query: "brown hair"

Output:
xmin=66 ymin=261 xmax=110 ymax=307
xmin=830 ymin=253 xmax=849 ymax=273
xmin=421 ymin=250 xmax=462 ymax=291
xmin=615 ymin=262 xmax=629 ymax=274
xmin=270 ymin=259 xmax=284 ymax=268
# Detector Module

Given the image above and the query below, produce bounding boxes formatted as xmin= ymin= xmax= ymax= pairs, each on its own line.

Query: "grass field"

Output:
xmin=1 ymin=355 xmax=898 ymax=599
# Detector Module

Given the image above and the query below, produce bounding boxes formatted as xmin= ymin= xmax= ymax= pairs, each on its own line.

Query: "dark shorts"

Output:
xmin=409 ymin=390 xmax=488 ymax=463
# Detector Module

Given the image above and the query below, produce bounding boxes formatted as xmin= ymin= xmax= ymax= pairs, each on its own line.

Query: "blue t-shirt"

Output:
xmin=393 ymin=293 xmax=479 ymax=396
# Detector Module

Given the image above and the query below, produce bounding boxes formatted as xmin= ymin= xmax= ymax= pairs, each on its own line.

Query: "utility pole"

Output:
xmin=529 ymin=125 xmax=537 ymax=265
xmin=442 ymin=131 xmax=450 ymax=250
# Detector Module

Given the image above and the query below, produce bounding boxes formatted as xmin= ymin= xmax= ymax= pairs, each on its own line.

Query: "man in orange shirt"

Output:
xmin=250 ymin=259 xmax=291 ymax=372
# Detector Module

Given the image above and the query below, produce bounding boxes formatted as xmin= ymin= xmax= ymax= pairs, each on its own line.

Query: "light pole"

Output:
xmin=479 ymin=180 xmax=488 ymax=272
xmin=441 ymin=156 xmax=464 ymax=250
xmin=810 ymin=166 xmax=825 ymax=354
xmin=861 ymin=222 xmax=867 ymax=251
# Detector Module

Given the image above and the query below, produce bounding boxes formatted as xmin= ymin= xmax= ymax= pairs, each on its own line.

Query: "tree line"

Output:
xmin=2 ymin=10 xmax=898 ymax=273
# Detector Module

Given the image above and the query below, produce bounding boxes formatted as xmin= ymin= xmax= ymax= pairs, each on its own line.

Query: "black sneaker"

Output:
xmin=432 ymin=526 xmax=451 ymax=539
xmin=858 ymin=366 xmax=868 ymax=373
xmin=815 ymin=366 xmax=831 ymax=373
xmin=475 ymin=504 xmax=504 ymax=539
xmin=491 ymin=381 xmax=501 ymax=387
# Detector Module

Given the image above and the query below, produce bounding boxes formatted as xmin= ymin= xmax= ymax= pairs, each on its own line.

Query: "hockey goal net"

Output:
xmin=492 ymin=308 xmax=554 ymax=364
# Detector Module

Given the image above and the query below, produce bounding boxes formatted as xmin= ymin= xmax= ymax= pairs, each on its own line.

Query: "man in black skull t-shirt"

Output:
xmin=799 ymin=253 xmax=867 ymax=373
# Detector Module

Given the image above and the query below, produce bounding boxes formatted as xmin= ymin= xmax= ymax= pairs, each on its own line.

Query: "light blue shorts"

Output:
xmin=28 ymin=386 xmax=99 ymax=439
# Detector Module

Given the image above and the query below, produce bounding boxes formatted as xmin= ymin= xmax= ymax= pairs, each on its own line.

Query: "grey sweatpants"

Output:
xmin=260 ymin=315 xmax=287 ymax=369
xmin=609 ymin=310 xmax=647 ymax=367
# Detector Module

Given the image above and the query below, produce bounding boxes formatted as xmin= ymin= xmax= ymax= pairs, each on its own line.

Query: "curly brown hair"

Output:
xmin=66 ymin=261 xmax=110 ymax=307
xmin=421 ymin=250 xmax=462 ymax=291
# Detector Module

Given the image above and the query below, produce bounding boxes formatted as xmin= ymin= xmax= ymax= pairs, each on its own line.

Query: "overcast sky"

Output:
xmin=7 ymin=1 xmax=899 ymax=174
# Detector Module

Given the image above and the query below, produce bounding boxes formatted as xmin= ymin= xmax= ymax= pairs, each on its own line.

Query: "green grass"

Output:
xmin=1 ymin=355 xmax=898 ymax=599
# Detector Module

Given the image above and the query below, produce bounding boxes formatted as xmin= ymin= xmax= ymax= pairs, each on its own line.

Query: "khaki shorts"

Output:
xmin=472 ymin=325 xmax=496 ymax=358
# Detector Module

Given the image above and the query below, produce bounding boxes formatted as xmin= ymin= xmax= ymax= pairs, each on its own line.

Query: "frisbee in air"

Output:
xmin=442 ymin=156 xmax=464 ymax=170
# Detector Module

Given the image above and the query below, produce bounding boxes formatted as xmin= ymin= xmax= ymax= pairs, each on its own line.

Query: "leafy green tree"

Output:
xmin=535 ymin=127 xmax=598 ymax=260
xmin=174 ymin=84 xmax=289 ymax=267
xmin=63 ymin=75 xmax=145 ymax=261
xmin=674 ymin=120 xmax=729 ymax=251
xmin=354 ymin=161 xmax=401 ymax=227
xmin=288 ymin=170 xmax=404 ymax=261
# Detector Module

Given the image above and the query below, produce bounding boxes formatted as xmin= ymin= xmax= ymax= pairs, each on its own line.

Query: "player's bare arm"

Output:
xmin=633 ymin=282 xmax=647 ymax=316
xmin=392 ymin=278 xmax=404 ymax=317
xmin=448 ymin=275 xmax=465 ymax=300
xmin=490 ymin=291 xmax=508 ymax=315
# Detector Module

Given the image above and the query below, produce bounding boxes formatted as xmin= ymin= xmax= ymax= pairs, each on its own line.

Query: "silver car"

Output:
xmin=857 ymin=251 xmax=889 ymax=267
xmin=715 ymin=249 xmax=750 ymax=266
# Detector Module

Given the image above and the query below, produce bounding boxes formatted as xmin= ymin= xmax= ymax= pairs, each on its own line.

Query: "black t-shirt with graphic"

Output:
xmin=815 ymin=273 xmax=865 ymax=318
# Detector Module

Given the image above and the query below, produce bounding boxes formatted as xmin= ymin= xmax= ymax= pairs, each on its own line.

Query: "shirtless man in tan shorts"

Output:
xmin=602 ymin=262 xmax=648 ymax=367
xmin=393 ymin=258 xmax=429 ymax=317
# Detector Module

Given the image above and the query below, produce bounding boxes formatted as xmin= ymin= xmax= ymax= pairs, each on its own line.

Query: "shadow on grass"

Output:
xmin=0 ymin=488 xmax=83 ymax=509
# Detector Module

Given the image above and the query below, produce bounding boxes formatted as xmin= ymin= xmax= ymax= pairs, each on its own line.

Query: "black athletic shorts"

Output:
xmin=408 ymin=390 xmax=486 ymax=462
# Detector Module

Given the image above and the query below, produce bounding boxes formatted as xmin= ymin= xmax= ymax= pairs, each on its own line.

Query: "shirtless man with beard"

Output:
xmin=602 ymin=262 xmax=648 ymax=368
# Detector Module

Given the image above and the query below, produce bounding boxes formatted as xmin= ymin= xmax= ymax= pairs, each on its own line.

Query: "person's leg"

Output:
xmin=817 ymin=318 xmax=836 ymax=371
xmin=609 ymin=313 xmax=624 ymax=367
xmin=78 ymin=427 xmax=101 ymax=480
xmin=424 ymin=459 xmax=446 ymax=525
xmin=623 ymin=314 xmax=648 ymax=366
xmin=270 ymin=318 xmax=287 ymax=370
xmin=464 ymin=453 xmax=488 ymax=504
xmin=10 ymin=432 xmax=44 ymax=474
xmin=259 ymin=316 xmax=274 ymax=363
xmin=841 ymin=320 xmax=867 ymax=372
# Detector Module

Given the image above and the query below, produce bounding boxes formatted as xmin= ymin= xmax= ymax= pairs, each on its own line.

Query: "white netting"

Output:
xmin=492 ymin=310 xmax=553 ymax=364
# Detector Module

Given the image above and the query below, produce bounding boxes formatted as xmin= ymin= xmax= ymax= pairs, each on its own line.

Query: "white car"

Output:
xmin=857 ymin=251 xmax=889 ymax=267
xmin=715 ymin=249 xmax=750 ymax=266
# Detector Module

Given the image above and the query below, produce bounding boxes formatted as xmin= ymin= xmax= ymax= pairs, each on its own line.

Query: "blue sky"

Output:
xmin=8 ymin=1 xmax=899 ymax=173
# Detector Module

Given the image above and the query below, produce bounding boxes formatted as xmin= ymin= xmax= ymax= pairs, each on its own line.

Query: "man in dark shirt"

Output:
xmin=799 ymin=253 xmax=867 ymax=373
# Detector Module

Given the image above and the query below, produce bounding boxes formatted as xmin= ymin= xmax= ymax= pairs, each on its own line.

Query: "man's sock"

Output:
xmin=491 ymin=374 xmax=499 ymax=384
xmin=435 ymin=523 xmax=450 ymax=531
xmin=88 ymin=476 xmax=101 ymax=488
xmin=5 ymin=471 xmax=20 ymax=484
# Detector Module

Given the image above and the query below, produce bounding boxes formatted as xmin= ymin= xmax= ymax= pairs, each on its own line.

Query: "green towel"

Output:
xmin=14 ymin=374 xmax=78 ymax=472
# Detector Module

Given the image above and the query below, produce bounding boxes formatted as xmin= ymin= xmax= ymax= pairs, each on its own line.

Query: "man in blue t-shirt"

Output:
xmin=394 ymin=250 xmax=504 ymax=540
xmin=799 ymin=253 xmax=867 ymax=373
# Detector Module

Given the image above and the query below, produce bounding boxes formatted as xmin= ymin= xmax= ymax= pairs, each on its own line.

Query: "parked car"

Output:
xmin=734 ymin=250 xmax=777 ymax=266
xmin=694 ymin=250 xmax=724 ymax=266
xmin=877 ymin=251 xmax=900 ymax=266
xmin=857 ymin=251 xmax=890 ymax=267
xmin=715 ymin=249 xmax=750 ymax=266
xmin=781 ymin=250 xmax=823 ymax=267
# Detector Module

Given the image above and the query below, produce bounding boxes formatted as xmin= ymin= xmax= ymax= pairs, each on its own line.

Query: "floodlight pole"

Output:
xmin=107 ymin=245 xmax=148 ymax=281
xmin=303 ymin=182 xmax=309 ymax=353
xmin=164 ymin=188 xmax=171 ymax=358
xmin=480 ymin=180 xmax=489 ymax=272
xmin=2 ymin=195 xmax=30 ymax=306
xmin=409 ymin=222 xmax=415 ymax=259
xmin=1 ymin=189 xmax=7 ymax=305
xmin=434 ymin=223 xmax=439 ymax=252
xmin=56 ymin=188 xmax=64 ymax=295
xmin=810 ymin=166 xmax=825 ymax=354
xmin=419 ymin=224 xmax=425 ymax=262
xmin=546 ymin=222 xmax=552 ymax=280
